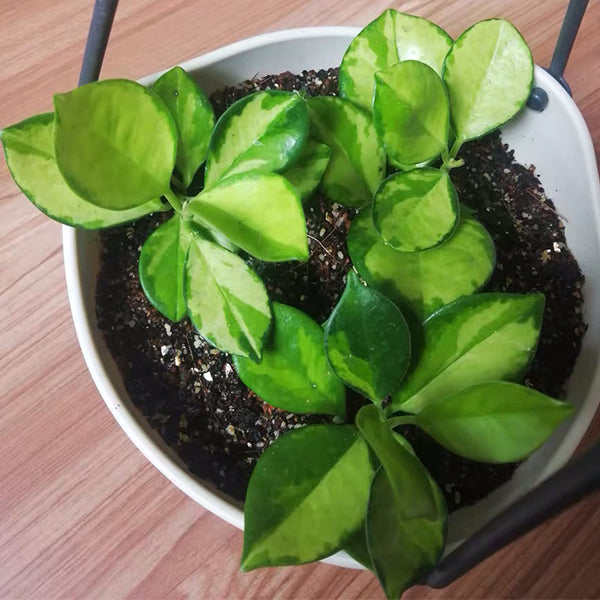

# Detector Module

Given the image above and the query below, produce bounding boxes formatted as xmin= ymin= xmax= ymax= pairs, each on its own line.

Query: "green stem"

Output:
xmin=449 ymin=137 xmax=463 ymax=160
xmin=164 ymin=188 xmax=184 ymax=214
xmin=170 ymin=175 xmax=186 ymax=194
xmin=387 ymin=415 xmax=417 ymax=429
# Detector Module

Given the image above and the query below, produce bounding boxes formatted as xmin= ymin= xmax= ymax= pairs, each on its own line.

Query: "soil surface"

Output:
xmin=96 ymin=68 xmax=586 ymax=512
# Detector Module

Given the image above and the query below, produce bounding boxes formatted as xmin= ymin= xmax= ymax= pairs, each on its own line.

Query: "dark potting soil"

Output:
xmin=96 ymin=68 xmax=586 ymax=512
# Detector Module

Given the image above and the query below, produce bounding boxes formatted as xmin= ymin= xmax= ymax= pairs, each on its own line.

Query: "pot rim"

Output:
xmin=62 ymin=26 xmax=600 ymax=570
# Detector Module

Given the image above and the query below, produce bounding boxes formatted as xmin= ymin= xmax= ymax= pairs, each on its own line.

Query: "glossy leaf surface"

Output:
xmin=308 ymin=96 xmax=385 ymax=208
xmin=139 ymin=215 xmax=193 ymax=322
xmin=373 ymin=61 xmax=450 ymax=166
xmin=339 ymin=9 xmax=452 ymax=112
xmin=324 ymin=272 xmax=410 ymax=403
xmin=356 ymin=405 xmax=436 ymax=519
xmin=1 ymin=113 xmax=164 ymax=228
xmin=242 ymin=425 xmax=373 ymax=569
xmin=414 ymin=381 xmax=573 ymax=462
xmin=444 ymin=19 xmax=533 ymax=147
xmin=184 ymin=172 xmax=308 ymax=262
xmin=234 ymin=303 xmax=346 ymax=416
xmin=152 ymin=66 xmax=215 ymax=188
xmin=347 ymin=209 xmax=495 ymax=320
xmin=367 ymin=465 xmax=446 ymax=599
xmin=392 ymin=293 xmax=545 ymax=413
xmin=54 ymin=79 xmax=177 ymax=210
xmin=204 ymin=90 xmax=308 ymax=186
xmin=373 ymin=168 xmax=458 ymax=251
xmin=282 ymin=140 xmax=331 ymax=200
xmin=184 ymin=237 xmax=271 ymax=360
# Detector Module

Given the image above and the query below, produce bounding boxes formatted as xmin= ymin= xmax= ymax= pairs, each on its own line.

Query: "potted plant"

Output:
xmin=3 ymin=8 xmax=600 ymax=598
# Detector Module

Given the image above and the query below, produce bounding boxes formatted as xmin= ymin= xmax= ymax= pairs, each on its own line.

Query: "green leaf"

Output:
xmin=367 ymin=465 xmax=446 ymax=599
xmin=308 ymin=96 xmax=385 ymax=208
xmin=339 ymin=9 xmax=452 ymax=112
xmin=413 ymin=381 xmax=573 ymax=462
xmin=282 ymin=140 xmax=331 ymax=200
xmin=233 ymin=303 xmax=345 ymax=416
xmin=241 ymin=424 xmax=373 ymax=570
xmin=53 ymin=79 xmax=177 ymax=210
xmin=373 ymin=61 xmax=450 ymax=166
xmin=139 ymin=215 xmax=193 ymax=322
xmin=356 ymin=405 xmax=436 ymax=519
xmin=184 ymin=172 xmax=308 ymax=262
xmin=373 ymin=168 xmax=459 ymax=252
xmin=152 ymin=66 xmax=215 ymax=189
xmin=324 ymin=271 xmax=411 ymax=403
xmin=444 ymin=19 xmax=533 ymax=148
xmin=184 ymin=237 xmax=271 ymax=360
xmin=344 ymin=431 xmax=446 ymax=577
xmin=204 ymin=90 xmax=308 ymax=187
xmin=347 ymin=208 xmax=495 ymax=321
xmin=1 ymin=113 xmax=164 ymax=228
xmin=391 ymin=293 xmax=545 ymax=414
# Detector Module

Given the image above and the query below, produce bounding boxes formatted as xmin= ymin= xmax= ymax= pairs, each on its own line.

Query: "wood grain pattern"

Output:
xmin=1 ymin=1 xmax=599 ymax=598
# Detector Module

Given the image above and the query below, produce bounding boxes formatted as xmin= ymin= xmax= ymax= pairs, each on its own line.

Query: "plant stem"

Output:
xmin=387 ymin=415 xmax=417 ymax=428
xmin=164 ymin=188 xmax=184 ymax=214
xmin=449 ymin=138 xmax=463 ymax=160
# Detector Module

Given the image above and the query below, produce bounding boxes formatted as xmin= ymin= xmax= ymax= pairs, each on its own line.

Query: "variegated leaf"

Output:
xmin=184 ymin=237 xmax=271 ymax=360
xmin=324 ymin=272 xmax=410 ymax=403
xmin=184 ymin=172 xmax=308 ymax=262
xmin=54 ymin=79 xmax=177 ymax=210
xmin=391 ymin=293 xmax=545 ymax=414
xmin=339 ymin=9 xmax=452 ymax=112
xmin=444 ymin=19 xmax=533 ymax=149
xmin=412 ymin=381 xmax=573 ymax=463
xmin=372 ymin=168 xmax=458 ymax=252
xmin=1 ymin=113 xmax=165 ymax=228
xmin=282 ymin=140 xmax=331 ymax=200
xmin=241 ymin=425 xmax=373 ymax=570
xmin=139 ymin=215 xmax=193 ymax=322
xmin=204 ymin=90 xmax=308 ymax=187
xmin=308 ymin=96 xmax=385 ymax=208
xmin=347 ymin=208 xmax=495 ymax=321
xmin=373 ymin=61 xmax=450 ymax=166
xmin=233 ymin=302 xmax=346 ymax=416
xmin=152 ymin=66 xmax=215 ymax=188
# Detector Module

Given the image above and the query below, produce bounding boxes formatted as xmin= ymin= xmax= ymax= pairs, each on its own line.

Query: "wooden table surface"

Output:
xmin=1 ymin=1 xmax=600 ymax=598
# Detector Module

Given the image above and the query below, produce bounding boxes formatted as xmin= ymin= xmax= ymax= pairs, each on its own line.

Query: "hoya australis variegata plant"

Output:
xmin=1 ymin=9 xmax=574 ymax=599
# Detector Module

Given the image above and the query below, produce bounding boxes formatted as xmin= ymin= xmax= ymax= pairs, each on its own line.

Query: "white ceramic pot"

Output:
xmin=62 ymin=27 xmax=600 ymax=569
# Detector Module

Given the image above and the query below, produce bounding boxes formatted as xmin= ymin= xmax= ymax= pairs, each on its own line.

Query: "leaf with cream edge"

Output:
xmin=152 ymin=66 xmax=215 ymax=189
xmin=347 ymin=208 xmax=495 ymax=321
xmin=53 ymin=79 xmax=177 ymax=210
xmin=184 ymin=172 xmax=308 ymax=262
xmin=391 ymin=293 xmax=545 ymax=414
xmin=241 ymin=425 xmax=373 ymax=570
xmin=308 ymin=96 xmax=385 ymax=208
xmin=139 ymin=215 xmax=193 ymax=322
xmin=324 ymin=271 xmax=411 ymax=404
xmin=204 ymin=90 xmax=308 ymax=187
xmin=373 ymin=168 xmax=459 ymax=252
xmin=444 ymin=19 xmax=533 ymax=152
xmin=339 ymin=9 xmax=452 ymax=112
xmin=282 ymin=140 xmax=331 ymax=200
xmin=412 ymin=381 xmax=573 ymax=462
xmin=373 ymin=61 xmax=450 ymax=166
xmin=1 ymin=113 xmax=165 ymax=228
xmin=184 ymin=237 xmax=271 ymax=360
xmin=233 ymin=303 xmax=346 ymax=416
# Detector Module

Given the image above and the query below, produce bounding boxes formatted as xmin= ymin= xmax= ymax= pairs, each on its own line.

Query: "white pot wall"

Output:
xmin=62 ymin=28 xmax=600 ymax=570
